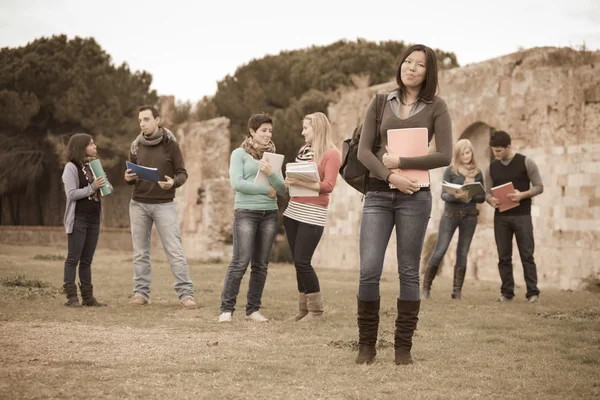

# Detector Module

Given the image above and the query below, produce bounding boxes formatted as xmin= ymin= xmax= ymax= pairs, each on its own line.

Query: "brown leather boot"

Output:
xmin=422 ymin=264 xmax=439 ymax=299
xmin=63 ymin=283 xmax=81 ymax=307
xmin=394 ymin=299 xmax=421 ymax=365
xmin=355 ymin=297 xmax=380 ymax=365
xmin=298 ymin=292 xmax=323 ymax=322
xmin=293 ymin=292 xmax=309 ymax=321
xmin=451 ymin=266 xmax=466 ymax=300
xmin=79 ymin=284 xmax=107 ymax=307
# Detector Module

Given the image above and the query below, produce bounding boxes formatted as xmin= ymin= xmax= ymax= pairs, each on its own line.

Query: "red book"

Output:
xmin=387 ymin=128 xmax=430 ymax=188
xmin=491 ymin=182 xmax=520 ymax=212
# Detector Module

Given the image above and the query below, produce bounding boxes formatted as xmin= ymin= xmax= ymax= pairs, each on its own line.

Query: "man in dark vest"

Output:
xmin=484 ymin=131 xmax=544 ymax=303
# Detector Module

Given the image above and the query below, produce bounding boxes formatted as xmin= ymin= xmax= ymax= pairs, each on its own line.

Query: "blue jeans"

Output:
xmin=129 ymin=200 xmax=194 ymax=301
xmin=359 ymin=190 xmax=432 ymax=301
xmin=428 ymin=212 xmax=478 ymax=269
xmin=220 ymin=209 xmax=278 ymax=315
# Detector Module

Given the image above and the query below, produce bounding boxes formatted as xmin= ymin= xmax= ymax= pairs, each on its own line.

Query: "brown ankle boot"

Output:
xmin=293 ymin=292 xmax=309 ymax=321
xmin=299 ymin=292 xmax=323 ymax=322
xmin=394 ymin=299 xmax=420 ymax=365
xmin=63 ymin=283 xmax=81 ymax=307
xmin=355 ymin=297 xmax=380 ymax=365
xmin=79 ymin=284 xmax=107 ymax=307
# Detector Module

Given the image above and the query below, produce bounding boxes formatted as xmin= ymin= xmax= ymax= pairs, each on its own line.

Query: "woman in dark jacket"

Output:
xmin=422 ymin=138 xmax=485 ymax=300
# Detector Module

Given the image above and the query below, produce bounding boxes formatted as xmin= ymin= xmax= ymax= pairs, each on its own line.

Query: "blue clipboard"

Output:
xmin=126 ymin=161 xmax=162 ymax=182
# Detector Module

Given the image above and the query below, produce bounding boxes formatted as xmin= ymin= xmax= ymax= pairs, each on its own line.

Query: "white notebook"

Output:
xmin=286 ymin=162 xmax=320 ymax=197
xmin=254 ymin=152 xmax=285 ymax=186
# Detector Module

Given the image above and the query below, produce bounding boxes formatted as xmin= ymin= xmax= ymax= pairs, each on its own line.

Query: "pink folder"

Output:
xmin=387 ymin=128 xmax=430 ymax=187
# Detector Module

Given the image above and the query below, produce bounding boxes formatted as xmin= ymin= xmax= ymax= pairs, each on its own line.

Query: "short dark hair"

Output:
xmin=139 ymin=105 xmax=160 ymax=119
xmin=396 ymin=44 xmax=439 ymax=102
xmin=66 ymin=133 xmax=93 ymax=165
xmin=489 ymin=130 xmax=512 ymax=147
xmin=247 ymin=113 xmax=273 ymax=136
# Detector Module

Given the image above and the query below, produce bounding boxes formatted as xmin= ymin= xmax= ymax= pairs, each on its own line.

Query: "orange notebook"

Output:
xmin=387 ymin=128 xmax=430 ymax=187
xmin=491 ymin=182 xmax=520 ymax=212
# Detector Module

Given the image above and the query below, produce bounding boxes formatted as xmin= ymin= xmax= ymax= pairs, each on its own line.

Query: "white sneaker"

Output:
xmin=245 ymin=311 xmax=269 ymax=322
xmin=218 ymin=312 xmax=232 ymax=323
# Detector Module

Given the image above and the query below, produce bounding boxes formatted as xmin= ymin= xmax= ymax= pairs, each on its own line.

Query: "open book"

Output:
xmin=387 ymin=128 xmax=430 ymax=188
xmin=254 ymin=152 xmax=285 ymax=186
xmin=126 ymin=161 xmax=161 ymax=182
xmin=89 ymin=159 xmax=113 ymax=196
xmin=442 ymin=181 xmax=484 ymax=203
xmin=491 ymin=182 xmax=520 ymax=212
xmin=286 ymin=162 xmax=320 ymax=197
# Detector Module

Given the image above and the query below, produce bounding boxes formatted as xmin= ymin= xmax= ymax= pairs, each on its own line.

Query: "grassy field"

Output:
xmin=0 ymin=243 xmax=598 ymax=399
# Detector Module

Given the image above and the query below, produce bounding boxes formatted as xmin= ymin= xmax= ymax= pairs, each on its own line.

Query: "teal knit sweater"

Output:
xmin=229 ymin=148 xmax=286 ymax=210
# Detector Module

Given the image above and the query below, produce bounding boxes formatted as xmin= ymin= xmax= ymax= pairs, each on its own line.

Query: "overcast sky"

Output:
xmin=1 ymin=0 xmax=599 ymax=103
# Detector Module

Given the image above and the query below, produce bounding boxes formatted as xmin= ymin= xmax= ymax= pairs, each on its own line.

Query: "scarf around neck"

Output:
xmin=457 ymin=163 xmax=479 ymax=184
xmin=240 ymin=136 xmax=276 ymax=160
xmin=130 ymin=127 xmax=177 ymax=156
xmin=295 ymin=144 xmax=314 ymax=162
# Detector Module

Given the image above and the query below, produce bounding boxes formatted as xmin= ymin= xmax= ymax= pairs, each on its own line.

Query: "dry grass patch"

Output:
xmin=0 ymin=243 xmax=599 ymax=399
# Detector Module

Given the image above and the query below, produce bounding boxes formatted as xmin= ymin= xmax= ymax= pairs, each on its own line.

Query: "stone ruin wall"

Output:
xmin=172 ymin=117 xmax=234 ymax=262
xmin=314 ymin=47 xmax=600 ymax=291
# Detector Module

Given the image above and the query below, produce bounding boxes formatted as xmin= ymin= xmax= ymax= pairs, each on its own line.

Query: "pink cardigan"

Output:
xmin=290 ymin=149 xmax=342 ymax=208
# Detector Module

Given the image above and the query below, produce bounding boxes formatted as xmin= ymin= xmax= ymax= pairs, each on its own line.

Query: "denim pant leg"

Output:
xmin=64 ymin=219 xmax=88 ymax=285
xmin=130 ymin=200 xmax=153 ymax=301
xmin=290 ymin=221 xmax=324 ymax=294
xmin=395 ymin=191 xmax=432 ymax=301
xmin=283 ymin=216 xmax=304 ymax=293
xmin=358 ymin=192 xmax=396 ymax=301
xmin=494 ymin=215 xmax=515 ymax=299
xmin=221 ymin=210 xmax=259 ymax=313
xmin=512 ymin=215 xmax=540 ymax=298
xmin=153 ymin=202 xmax=194 ymax=300
xmin=246 ymin=211 xmax=278 ymax=315
xmin=78 ymin=221 xmax=100 ymax=285
xmin=455 ymin=215 xmax=478 ymax=268
xmin=427 ymin=214 xmax=460 ymax=270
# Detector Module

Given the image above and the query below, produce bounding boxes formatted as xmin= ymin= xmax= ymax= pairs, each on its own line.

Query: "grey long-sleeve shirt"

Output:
xmin=357 ymin=94 xmax=453 ymax=181
xmin=484 ymin=156 xmax=544 ymax=198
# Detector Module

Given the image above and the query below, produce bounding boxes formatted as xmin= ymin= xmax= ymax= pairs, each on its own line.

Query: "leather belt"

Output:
xmin=455 ymin=209 xmax=479 ymax=216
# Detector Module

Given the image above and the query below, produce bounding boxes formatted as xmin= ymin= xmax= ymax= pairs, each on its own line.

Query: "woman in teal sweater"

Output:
xmin=219 ymin=113 xmax=286 ymax=323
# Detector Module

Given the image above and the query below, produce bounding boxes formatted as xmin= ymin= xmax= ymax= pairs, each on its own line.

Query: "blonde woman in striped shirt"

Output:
xmin=283 ymin=112 xmax=342 ymax=322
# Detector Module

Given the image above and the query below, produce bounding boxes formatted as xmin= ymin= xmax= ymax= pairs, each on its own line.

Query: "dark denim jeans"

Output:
xmin=359 ymin=190 xmax=432 ymax=301
xmin=494 ymin=214 xmax=540 ymax=299
xmin=283 ymin=216 xmax=324 ymax=294
xmin=220 ymin=209 xmax=278 ymax=315
xmin=428 ymin=212 xmax=478 ymax=269
xmin=64 ymin=218 xmax=100 ymax=285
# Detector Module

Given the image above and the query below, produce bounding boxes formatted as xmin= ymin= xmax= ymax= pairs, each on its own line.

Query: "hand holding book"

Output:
xmin=489 ymin=182 xmax=520 ymax=212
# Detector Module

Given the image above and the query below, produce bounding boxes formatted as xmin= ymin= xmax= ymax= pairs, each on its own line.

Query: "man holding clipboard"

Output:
xmin=124 ymin=105 xmax=196 ymax=309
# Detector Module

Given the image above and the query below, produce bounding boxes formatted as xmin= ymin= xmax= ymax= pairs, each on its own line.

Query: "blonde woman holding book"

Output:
xmin=283 ymin=112 xmax=341 ymax=322
xmin=422 ymin=139 xmax=485 ymax=300
xmin=61 ymin=133 xmax=107 ymax=307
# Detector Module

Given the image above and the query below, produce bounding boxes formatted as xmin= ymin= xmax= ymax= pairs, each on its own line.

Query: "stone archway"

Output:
xmin=459 ymin=122 xmax=494 ymax=170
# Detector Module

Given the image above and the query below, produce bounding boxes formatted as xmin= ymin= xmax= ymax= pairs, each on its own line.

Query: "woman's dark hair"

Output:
xmin=247 ymin=113 xmax=273 ymax=136
xmin=66 ymin=133 xmax=94 ymax=165
xmin=395 ymin=44 xmax=439 ymax=102
xmin=489 ymin=130 xmax=512 ymax=147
